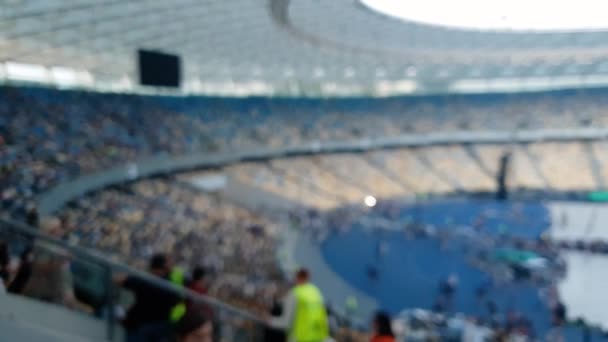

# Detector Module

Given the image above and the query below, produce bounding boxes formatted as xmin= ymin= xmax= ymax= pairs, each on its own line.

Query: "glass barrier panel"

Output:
xmin=1 ymin=219 xmax=268 ymax=341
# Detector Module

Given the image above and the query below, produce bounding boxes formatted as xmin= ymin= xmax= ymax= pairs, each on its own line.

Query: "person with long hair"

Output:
xmin=370 ymin=311 xmax=395 ymax=342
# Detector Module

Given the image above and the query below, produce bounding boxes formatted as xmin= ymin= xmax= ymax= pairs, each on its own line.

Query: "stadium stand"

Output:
xmin=0 ymin=0 xmax=608 ymax=342
xmin=5 ymin=86 xmax=608 ymax=201
xmin=227 ymin=161 xmax=340 ymax=210
xmin=506 ymin=146 xmax=548 ymax=190
xmin=375 ymin=149 xmax=454 ymax=194
xmin=589 ymin=142 xmax=608 ymax=185
xmin=6 ymin=91 xmax=608 ymax=340
xmin=528 ymin=142 xmax=596 ymax=190
xmin=277 ymin=156 xmax=369 ymax=202
xmin=7 ymin=1 xmax=608 ymax=339
xmin=6 ymin=84 xmax=608 ymax=335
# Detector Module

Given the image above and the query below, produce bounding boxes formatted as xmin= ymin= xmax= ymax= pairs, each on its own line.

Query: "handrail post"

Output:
xmin=104 ymin=265 xmax=116 ymax=342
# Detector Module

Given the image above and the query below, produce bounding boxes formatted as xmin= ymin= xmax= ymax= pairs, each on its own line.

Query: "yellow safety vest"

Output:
xmin=169 ymin=267 xmax=186 ymax=322
xmin=291 ymin=283 xmax=329 ymax=342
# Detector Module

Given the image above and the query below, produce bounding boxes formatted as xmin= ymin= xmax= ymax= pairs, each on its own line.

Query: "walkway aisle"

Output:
xmin=282 ymin=226 xmax=379 ymax=325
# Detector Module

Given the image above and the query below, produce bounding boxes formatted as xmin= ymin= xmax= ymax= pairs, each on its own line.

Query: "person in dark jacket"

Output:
xmin=116 ymin=253 xmax=179 ymax=342
xmin=371 ymin=311 xmax=395 ymax=342
xmin=186 ymin=266 xmax=213 ymax=320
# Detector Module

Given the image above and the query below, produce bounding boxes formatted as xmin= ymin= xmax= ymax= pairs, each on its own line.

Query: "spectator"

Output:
xmin=186 ymin=266 xmax=213 ymax=319
xmin=25 ymin=204 xmax=39 ymax=227
xmin=21 ymin=218 xmax=90 ymax=312
xmin=268 ymin=268 xmax=329 ymax=342
xmin=116 ymin=253 xmax=179 ymax=342
xmin=552 ymin=301 xmax=567 ymax=327
xmin=366 ymin=265 xmax=379 ymax=281
xmin=174 ymin=310 xmax=213 ymax=342
xmin=370 ymin=311 xmax=395 ymax=342
xmin=486 ymin=300 xmax=500 ymax=327
xmin=438 ymin=274 xmax=459 ymax=312
xmin=7 ymin=246 xmax=33 ymax=294
xmin=187 ymin=266 xmax=207 ymax=296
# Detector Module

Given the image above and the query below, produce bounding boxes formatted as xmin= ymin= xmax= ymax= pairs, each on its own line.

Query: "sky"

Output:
xmin=360 ymin=0 xmax=608 ymax=31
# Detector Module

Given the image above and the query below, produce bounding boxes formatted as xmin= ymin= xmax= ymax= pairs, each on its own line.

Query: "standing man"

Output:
xmin=269 ymin=268 xmax=330 ymax=342
xmin=116 ymin=253 xmax=179 ymax=342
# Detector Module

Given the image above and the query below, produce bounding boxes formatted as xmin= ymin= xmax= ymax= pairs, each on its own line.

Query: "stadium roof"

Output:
xmin=3 ymin=0 xmax=608 ymax=96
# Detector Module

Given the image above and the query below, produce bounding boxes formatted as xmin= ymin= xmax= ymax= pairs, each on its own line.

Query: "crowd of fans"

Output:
xmin=5 ymin=84 xmax=608 ymax=340
xmin=3 ymin=85 xmax=608 ymax=220
xmin=0 ymin=192 xmax=581 ymax=342
xmin=0 ymin=178 xmax=596 ymax=341
xmin=52 ymin=177 xmax=285 ymax=316
xmin=380 ymin=306 xmax=566 ymax=342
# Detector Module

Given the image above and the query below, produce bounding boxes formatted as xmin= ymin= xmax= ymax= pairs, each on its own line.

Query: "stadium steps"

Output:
xmin=462 ymin=144 xmax=496 ymax=180
xmin=222 ymin=174 xmax=305 ymax=210
xmin=362 ymin=153 xmax=416 ymax=194
xmin=412 ymin=149 xmax=463 ymax=191
xmin=0 ymin=293 xmax=119 ymax=342
xmin=583 ymin=142 xmax=606 ymax=189
xmin=311 ymin=157 xmax=379 ymax=197
xmin=266 ymin=161 xmax=349 ymax=203
xmin=518 ymin=144 xmax=552 ymax=189
xmin=288 ymin=227 xmax=379 ymax=324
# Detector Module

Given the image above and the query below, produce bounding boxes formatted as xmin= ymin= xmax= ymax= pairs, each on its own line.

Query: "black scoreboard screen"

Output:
xmin=138 ymin=50 xmax=181 ymax=88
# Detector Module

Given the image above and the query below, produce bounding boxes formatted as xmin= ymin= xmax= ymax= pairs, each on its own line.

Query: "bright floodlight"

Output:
xmin=364 ymin=195 xmax=377 ymax=207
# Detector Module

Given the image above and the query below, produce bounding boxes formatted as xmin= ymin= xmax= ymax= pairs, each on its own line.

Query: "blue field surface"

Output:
xmin=321 ymin=199 xmax=603 ymax=340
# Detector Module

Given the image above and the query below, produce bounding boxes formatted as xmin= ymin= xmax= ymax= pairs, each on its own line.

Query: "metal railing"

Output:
xmin=0 ymin=218 xmax=266 ymax=341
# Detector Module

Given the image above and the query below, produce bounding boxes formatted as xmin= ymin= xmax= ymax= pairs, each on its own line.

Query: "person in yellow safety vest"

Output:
xmin=268 ymin=268 xmax=330 ymax=342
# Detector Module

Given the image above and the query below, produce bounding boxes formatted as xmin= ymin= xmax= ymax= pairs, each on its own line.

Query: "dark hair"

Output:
xmin=296 ymin=268 xmax=309 ymax=281
xmin=149 ymin=253 xmax=168 ymax=270
xmin=192 ymin=266 xmax=206 ymax=281
xmin=373 ymin=311 xmax=394 ymax=337
xmin=175 ymin=311 xmax=210 ymax=337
